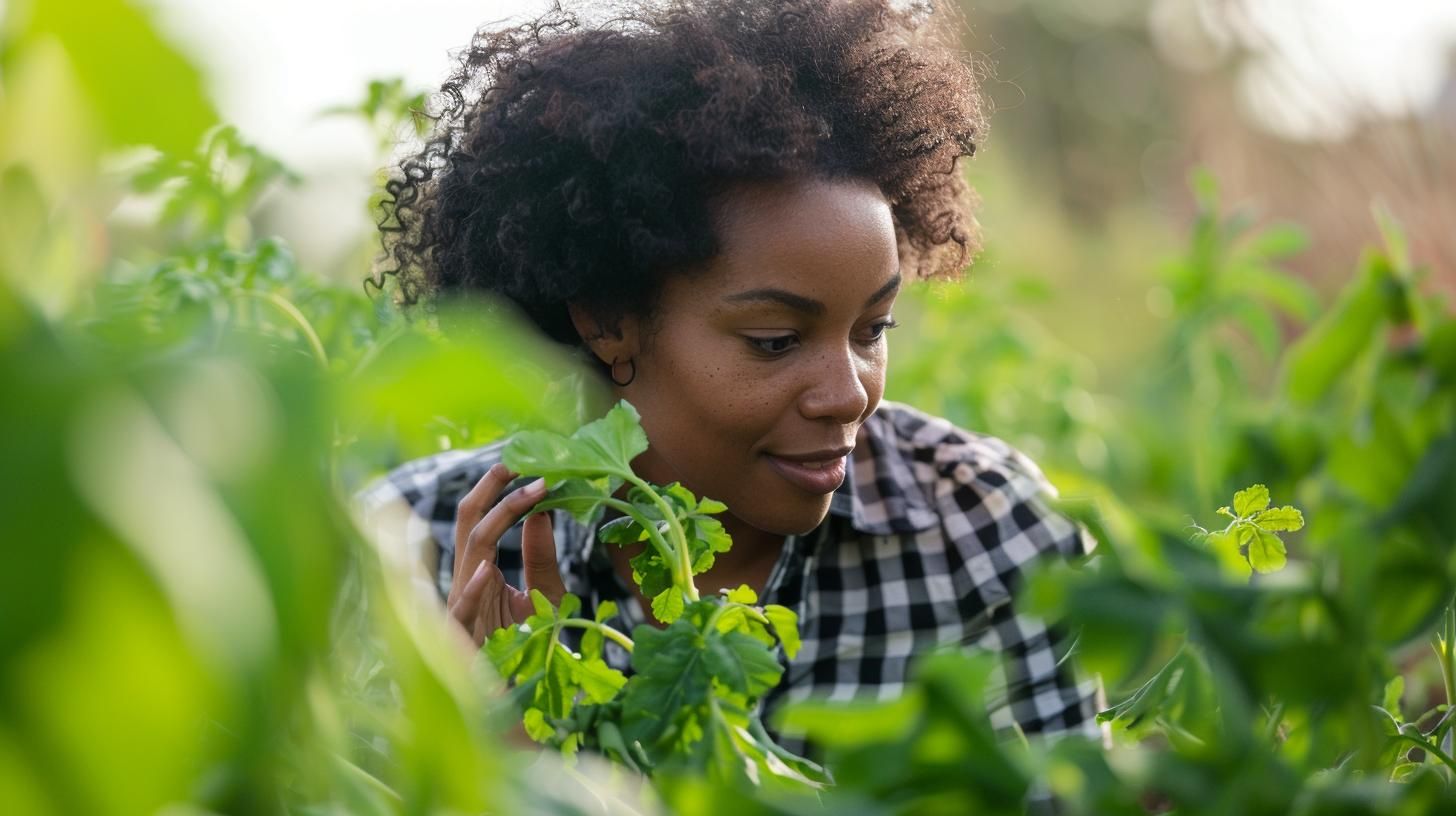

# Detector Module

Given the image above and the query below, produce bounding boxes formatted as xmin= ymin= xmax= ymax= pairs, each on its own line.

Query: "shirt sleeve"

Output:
xmin=352 ymin=467 xmax=454 ymax=611
xmin=935 ymin=433 xmax=1105 ymax=743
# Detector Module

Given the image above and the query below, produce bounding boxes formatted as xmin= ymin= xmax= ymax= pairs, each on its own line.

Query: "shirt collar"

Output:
xmin=832 ymin=405 xmax=939 ymax=535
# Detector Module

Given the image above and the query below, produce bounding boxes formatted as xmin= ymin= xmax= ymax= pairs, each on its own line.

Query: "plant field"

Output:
xmin=3 ymin=2 xmax=1454 ymax=814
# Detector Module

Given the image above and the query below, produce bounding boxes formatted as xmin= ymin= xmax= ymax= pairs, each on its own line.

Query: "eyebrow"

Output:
xmin=723 ymin=272 xmax=902 ymax=315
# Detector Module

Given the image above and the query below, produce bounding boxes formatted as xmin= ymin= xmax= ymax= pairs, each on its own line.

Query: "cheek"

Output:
xmin=642 ymin=333 xmax=775 ymax=442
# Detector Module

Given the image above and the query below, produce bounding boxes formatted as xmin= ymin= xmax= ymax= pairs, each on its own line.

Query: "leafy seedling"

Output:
xmin=486 ymin=400 xmax=826 ymax=788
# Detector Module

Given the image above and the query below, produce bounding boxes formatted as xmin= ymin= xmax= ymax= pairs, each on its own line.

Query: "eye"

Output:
xmin=860 ymin=317 xmax=900 ymax=344
xmin=744 ymin=334 xmax=799 ymax=356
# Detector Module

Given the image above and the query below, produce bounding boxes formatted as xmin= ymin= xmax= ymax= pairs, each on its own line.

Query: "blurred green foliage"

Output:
xmin=3 ymin=0 xmax=1456 ymax=813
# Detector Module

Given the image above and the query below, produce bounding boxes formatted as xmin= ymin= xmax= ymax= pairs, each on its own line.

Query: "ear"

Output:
xmin=567 ymin=302 xmax=641 ymax=367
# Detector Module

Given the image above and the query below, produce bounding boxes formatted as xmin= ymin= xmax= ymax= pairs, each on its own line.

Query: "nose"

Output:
xmin=798 ymin=343 xmax=873 ymax=425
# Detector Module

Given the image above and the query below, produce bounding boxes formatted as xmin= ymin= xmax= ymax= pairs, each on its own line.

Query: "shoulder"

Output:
xmin=861 ymin=401 xmax=1091 ymax=587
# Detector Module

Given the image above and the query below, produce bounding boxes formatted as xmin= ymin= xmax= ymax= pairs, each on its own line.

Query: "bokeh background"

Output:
xmin=140 ymin=0 xmax=1456 ymax=332
xmin=4 ymin=1 xmax=1456 ymax=813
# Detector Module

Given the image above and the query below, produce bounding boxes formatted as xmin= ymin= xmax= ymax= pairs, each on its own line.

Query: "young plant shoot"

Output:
xmin=486 ymin=400 xmax=826 ymax=787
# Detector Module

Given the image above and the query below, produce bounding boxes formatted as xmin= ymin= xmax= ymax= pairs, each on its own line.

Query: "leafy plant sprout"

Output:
xmin=1191 ymin=483 xmax=1305 ymax=576
xmin=485 ymin=400 xmax=820 ymax=786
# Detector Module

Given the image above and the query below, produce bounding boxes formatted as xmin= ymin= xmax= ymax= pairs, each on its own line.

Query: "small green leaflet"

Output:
xmin=1239 ymin=525 xmax=1286 ymax=573
xmin=1233 ymin=483 xmax=1271 ymax=516
xmin=484 ymin=590 xmax=627 ymax=743
xmin=652 ymin=588 xmax=686 ymax=623
xmin=502 ymin=400 xmax=648 ymax=488
xmin=1253 ymin=506 xmax=1305 ymax=531
xmin=1207 ymin=484 xmax=1304 ymax=576
xmin=763 ymin=604 xmax=802 ymax=660
xmin=703 ymin=631 xmax=784 ymax=698
xmin=617 ymin=603 xmax=810 ymax=785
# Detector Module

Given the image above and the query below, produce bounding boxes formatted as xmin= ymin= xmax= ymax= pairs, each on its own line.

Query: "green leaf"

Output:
xmin=571 ymin=658 xmax=627 ymax=704
xmin=763 ymin=605 xmax=802 ymax=660
xmin=530 ymin=588 xmax=555 ymax=620
xmin=1383 ymin=676 xmax=1405 ymax=719
xmin=775 ymin=691 xmax=924 ymax=747
xmin=1253 ymin=506 xmax=1304 ymax=532
xmin=523 ymin=708 xmax=553 ymax=741
xmin=577 ymin=401 xmax=650 ymax=472
xmin=502 ymin=430 xmax=610 ymax=482
xmin=485 ymin=624 xmax=548 ymax=679
xmin=540 ymin=478 xmax=613 ymax=524
xmin=726 ymin=585 xmax=757 ymax=605
xmin=538 ymin=642 xmax=576 ymax=718
xmin=622 ymin=620 xmax=711 ymax=748
xmin=1282 ymin=262 xmax=1387 ymax=404
xmin=580 ymin=624 xmax=603 ymax=661
xmin=630 ymin=549 xmax=673 ymax=601
xmin=686 ymin=516 xmax=733 ymax=575
xmin=1248 ymin=223 xmax=1310 ymax=260
xmin=594 ymin=600 xmax=619 ymax=623
xmin=704 ymin=631 xmax=783 ymax=698
xmin=1233 ymin=484 xmax=1271 ymax=516
xmin=502 ymin=401 xmax=647 ymax=485
xmin=24 ymin=0 xmax=217 ymax=154
xmin=651 ymin=588 xmax=685 ymax=623
xmin=697 ymin=497 xmax=729 ymax=514
xmin=557 ymin=593 xmax=581 ymax=620
xmin=1248 ymin=527 xmax=1287 ymax=574
xmin=597 ymin=515 xmax=646 ymax=545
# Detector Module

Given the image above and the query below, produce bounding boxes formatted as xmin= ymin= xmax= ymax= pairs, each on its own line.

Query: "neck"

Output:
xmin=705 ymin=511 xmax=786 ymax=588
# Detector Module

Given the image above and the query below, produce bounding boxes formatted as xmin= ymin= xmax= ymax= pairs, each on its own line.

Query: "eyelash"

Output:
xmin=745 ymin=318 xmax=900 ymax=357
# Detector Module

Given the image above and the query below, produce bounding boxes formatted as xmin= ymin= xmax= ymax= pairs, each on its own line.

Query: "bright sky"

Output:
xmin=1227 ymin=0 xmax=1456 ymax=139
xmin=135 ymin=0 xmax=1455 ymax=266
xmin=150 ymin=0 xmax=551 ymax=164
xmin=144 ymin=0 xmax=1456 ymax=161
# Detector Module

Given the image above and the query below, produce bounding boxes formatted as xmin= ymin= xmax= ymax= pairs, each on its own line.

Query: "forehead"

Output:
xmin=695 ymin=177 xmax=900 ymax=297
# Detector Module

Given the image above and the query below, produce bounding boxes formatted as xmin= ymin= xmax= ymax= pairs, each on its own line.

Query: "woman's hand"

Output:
xmin=446 ymin=463 xmax=566 ymax=653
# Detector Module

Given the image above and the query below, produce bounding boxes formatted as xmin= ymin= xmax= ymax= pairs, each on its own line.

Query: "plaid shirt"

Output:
xmin=355 ymin=400 xmax=1102 ymax=754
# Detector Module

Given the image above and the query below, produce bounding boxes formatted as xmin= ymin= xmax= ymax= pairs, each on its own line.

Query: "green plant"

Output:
xmin=484 ymin=401 xmax=826 ymax=787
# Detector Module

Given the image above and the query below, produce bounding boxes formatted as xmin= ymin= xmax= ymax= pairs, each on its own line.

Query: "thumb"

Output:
xmin=521 ymin=511 xmax=567 ymax=605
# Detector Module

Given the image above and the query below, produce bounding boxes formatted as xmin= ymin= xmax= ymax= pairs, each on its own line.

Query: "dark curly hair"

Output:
xmin=372 ymin=0 xmax=985 ymax=351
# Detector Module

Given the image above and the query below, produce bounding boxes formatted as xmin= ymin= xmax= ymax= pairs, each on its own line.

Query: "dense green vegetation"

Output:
xmin=3 ymin=1 xmax=1454 ymax=813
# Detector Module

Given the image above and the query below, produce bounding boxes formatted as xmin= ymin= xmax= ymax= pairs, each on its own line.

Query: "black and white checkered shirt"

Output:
xmin=355 ymin=400 xmax=1102 ymax=751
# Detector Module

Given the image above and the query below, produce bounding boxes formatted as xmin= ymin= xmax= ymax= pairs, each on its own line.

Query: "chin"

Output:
xmin=745 ymin=494 xmax=834 ymax=538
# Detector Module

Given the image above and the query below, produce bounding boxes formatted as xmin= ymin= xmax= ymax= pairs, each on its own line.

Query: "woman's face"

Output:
xmin=579 ymin=176 xmax=901 ymax=539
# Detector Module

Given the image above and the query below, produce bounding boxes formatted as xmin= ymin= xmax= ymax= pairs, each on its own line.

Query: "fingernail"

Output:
xmin=525 ymin=478 xmax=547 ymax=496
xmin=472 ymin=560 xmax=488 ymax=580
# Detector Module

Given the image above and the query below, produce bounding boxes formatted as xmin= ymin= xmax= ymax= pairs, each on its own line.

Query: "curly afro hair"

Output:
xmin=373 ymin=0 xmax=986 ymax=350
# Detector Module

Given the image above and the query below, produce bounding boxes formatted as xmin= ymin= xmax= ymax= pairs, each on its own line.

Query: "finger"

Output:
xmin=449 ymin=559 xmax=491 ymax=629
xmin=521 ymin=511 xmax=567 ymax=605
xmin=453 ymin=463 xmax=516 ymax=581
xmin=455 ymin=478 xmax=547 ymax=601
xmin=506 ymin=583 xmax=534 ymax=623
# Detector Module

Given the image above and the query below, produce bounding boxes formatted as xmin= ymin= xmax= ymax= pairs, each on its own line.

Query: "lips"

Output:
xmin=764 ymin=451 xmax=850 ymax=494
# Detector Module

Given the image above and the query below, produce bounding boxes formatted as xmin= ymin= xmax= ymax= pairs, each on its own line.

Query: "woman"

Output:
xmin=360 ymin=0 xmax=1099 ymax=750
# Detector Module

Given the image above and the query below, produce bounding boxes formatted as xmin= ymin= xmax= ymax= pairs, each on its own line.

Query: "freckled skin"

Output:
xmin=573 ymin=176 xmax=901 ymax=590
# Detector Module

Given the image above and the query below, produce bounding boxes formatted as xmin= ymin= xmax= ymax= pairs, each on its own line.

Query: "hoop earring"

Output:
xmin=609 ymin=356 xmax=637 ymax=387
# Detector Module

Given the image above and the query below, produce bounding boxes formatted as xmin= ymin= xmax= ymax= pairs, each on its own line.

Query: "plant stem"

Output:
xmin=1393 ymin=733 xmax=1456 ymax=777
xmin=1444 ymin=603 xmax=1456 ymax=714
xmin=619 ymin=473 xmax=699 ymax=603
xmin=238 ymin=289 xmax=329 ymax=368
xmin=534 ymin=496 xmax=678 ymax=576
xmin=557 ymin=619 xmax=635 ymax=653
